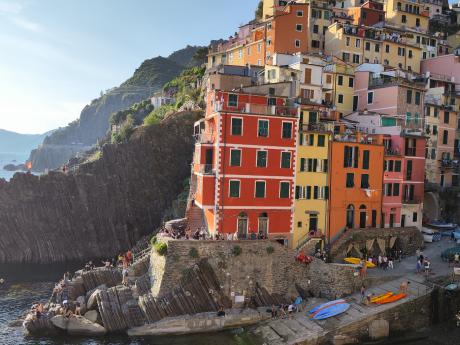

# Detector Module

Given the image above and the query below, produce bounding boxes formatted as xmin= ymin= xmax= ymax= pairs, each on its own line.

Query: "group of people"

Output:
xmin=370 ymin=255 xmax=396 ymax=270
xmin=314 ymin=249 xmax=328 ymax=262
xmin=270 ymin=299 xmax=302 ymax=319
xmin=415 ymin=250 xmax=431 ymax=275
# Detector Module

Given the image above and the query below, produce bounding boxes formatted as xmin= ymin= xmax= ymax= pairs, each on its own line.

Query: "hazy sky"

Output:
xmin=0 ymin=0 xmax=258 ymax=134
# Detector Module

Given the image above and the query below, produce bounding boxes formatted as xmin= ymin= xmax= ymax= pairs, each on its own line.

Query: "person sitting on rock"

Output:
xmin=217 ymin=305 xmax=226 ymax=317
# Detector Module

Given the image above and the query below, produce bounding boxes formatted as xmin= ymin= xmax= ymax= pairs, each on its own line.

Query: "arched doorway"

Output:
xmin=237 ymin=212 xmax=248 ymax=239
xmin=258 ymin=212 xmax=268 ymax=239
xmin=346 ymin=205 xmax=355 ymax=229
xmin=359 ymin=205 xmax=367 ymax=229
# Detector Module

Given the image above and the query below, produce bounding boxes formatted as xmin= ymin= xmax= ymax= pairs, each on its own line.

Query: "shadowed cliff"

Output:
xmin=0 ymin=111 xmax=202 ymax=264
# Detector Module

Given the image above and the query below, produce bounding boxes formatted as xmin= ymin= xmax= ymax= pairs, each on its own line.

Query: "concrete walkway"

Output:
xmin=254 ymin=274 xmax=432 ymax=345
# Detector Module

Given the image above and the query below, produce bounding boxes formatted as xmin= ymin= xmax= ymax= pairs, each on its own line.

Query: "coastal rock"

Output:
xmin=50 ymin=315 xmax=68 ymax=330
xmin=87 ymin=289 xmax=103 ymax=310
xmin=0 ymin=111 xmax=201 ymax=264
xmin=84 ymin=310 xmax=100 ymax=324
xmin=23 ymin=315 xmax=58 ymax=335
xmin=67 ymin=315 xmax=107 ymax=336
xmin=82 ymin=269 xmax=120 ymax=291
xmin=3 ymin=163 xmax=25 ymax=172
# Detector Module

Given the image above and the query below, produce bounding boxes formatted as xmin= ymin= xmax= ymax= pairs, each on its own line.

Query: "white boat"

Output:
xmin=422 ymin=227 xmax=435 ymax=235
xmin=423 ymin=234 xmax=434 ymax=243
xmin=426 ymin=221 xmax=457 ymax=230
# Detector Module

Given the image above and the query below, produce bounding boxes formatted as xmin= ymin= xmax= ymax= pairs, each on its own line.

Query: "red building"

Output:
xmin=188 ymin=90 xmax=298 ymax=243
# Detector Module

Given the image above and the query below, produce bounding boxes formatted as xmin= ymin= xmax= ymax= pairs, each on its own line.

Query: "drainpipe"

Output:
xmin=327 ymin=135 xmax=333 ymax=253
xmin=220 ymin=110 xmax=228 ymax=235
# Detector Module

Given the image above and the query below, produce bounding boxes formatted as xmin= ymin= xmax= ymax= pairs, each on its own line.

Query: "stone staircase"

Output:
xmin=185 ymin=203 xmax=206 ymax=234
xmin=253 ymin=274 xmax=433 ymax=345
xmin=297 ymin=237 xmax=323 ymax=255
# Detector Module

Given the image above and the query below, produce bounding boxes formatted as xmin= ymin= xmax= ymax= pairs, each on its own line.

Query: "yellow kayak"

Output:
xmin=344 ymin=257 xmax=376 ymax=268
xmin=371 ymin=292 xmax=394 ymax=303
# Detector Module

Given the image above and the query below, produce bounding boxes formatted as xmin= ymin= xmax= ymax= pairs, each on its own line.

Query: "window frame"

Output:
xmin=231 ymin=117 xmax=243 ymax=136
xmin=229 ymin=180 xmax=241 ymax=198
xmin=279 ymin=181 xmax=290 ymax=199
xmin=228 ymin=93 xmax=238 ymax=107
xmin=282 ymin=121 xmax=293 ymax=139
xmin=281 ymin=151 xmax=292 ymax=169
xmin=229 ymin=149 xmax=242 ymax=167
xmin=258 ymin=119 xmax=269 ymax=137
xmin=254 ymin=180 xmax=266 ymax=198
xmin=256 ymin=150 xmax=268 ymax=168
xmin=367 ymin=91 xmax=374 ymax=104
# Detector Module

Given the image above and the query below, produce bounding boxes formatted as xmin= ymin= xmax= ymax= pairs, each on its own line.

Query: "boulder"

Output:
xmin=86 ymin=284 xmax=107 ymax=299
xmin=84 ymin=310 xmax=100 ymax=324
xmin=87 ymin=289 xmax=103 ymax=310
xmin=67 ymin=316 xmax=107 ymax=336
xmin=50 ymin=315 xmax=69 ymax=331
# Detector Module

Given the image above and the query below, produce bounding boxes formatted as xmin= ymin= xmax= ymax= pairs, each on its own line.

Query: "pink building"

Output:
xmin=421 ymin=55 xmax=460 ymax=91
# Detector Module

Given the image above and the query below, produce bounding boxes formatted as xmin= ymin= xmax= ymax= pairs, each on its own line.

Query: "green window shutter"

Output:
xmin=255 ymin=181 xmax=266 ymax=198
xmin=229 ymin=181 xmax=240 ymax=197
xmin=313 ymin=186 xmax=319 ymax=199
xmin=363 ymin=150 xmax=370 ymax=170
xmin=382 ymin=117 xmax=396 ymax=126
xmin=300 ymin=158 xmax=306 ymax=172
xmin=295 ymin=186 xmax=301 ymax=199
xmin=280 ymin=182 xmax=290 ymax=198
xmin=318 ymin=135 xmax=325 ymax=147
xmin=281 ymin=152 xmax=291 ymax=168
xmin=282 ymin=122 xmax=293 ymax=138
xmin=257 ymin=151 xmax=267 ymax=168
xmin=231 ymin=118 xmax=242 ymax=135
xmin=306 ymin=186 xmax=312 ymax=199
xmin=258 ymin=120 xmax=269 ymax=137
xmin=325 ymin=186 xmax=329 ymax=200
xmin=230 ymin=150 xmax=241 ymax=166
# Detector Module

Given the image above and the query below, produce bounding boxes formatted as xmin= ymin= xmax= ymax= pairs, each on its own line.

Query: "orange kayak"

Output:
xmin=376 ymin=293 xmax=407 ymax=305
xmin=371 ymin=292 xmax=394 ymax=304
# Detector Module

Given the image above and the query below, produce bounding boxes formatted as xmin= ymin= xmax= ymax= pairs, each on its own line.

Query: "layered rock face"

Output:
xmin=0 ymin=111 xmax=202 ymax=264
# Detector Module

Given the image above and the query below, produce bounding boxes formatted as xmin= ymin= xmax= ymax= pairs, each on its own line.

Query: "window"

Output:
xmin=375 ymin=44 xmax=380 ymax=52
xmin=296 ymin=10 xmax=303 ymax=16
xmin=363 ymin=150 xmax=370 ymax=169
xmin=355 ymin=39 xmax=361 ymax=48
xmin=443 ymin=130 xmax=448 ymax=145
xmin=393 ymin=183 xmax=400 ymax=196
xmin=344 ymin=146 xmax=358 ymax=168
xmin=406 ymin=160 xmax=413 ymax=180
xmin=228 ymin=94 xmax=238 ymax=107
xmin=313 ymin=186 xmax=319 ymax=200
xmin=385 ymin=44 xmax=390 ymax=53
xmin=231 ymin=118 xmax=242 ymax=136
xmin=346 ymin=37 xmax=350 ymax=46
xmin=280 ymin=182 xmax=290 ymax=198
xmin=281 ymin=152 xmax=291 ymax=168
xmin=346 ymin=173 xmax=355 ymax=188
xmin=434 ymin=108 xmax=438 ymax=118
xmin=324 ymin=11 xmax=330 ymax=19
xmin=296 ymin=24 xmax=303 ymax=32
xmin=398 ymin=47 xmax=405 ymax=56
xmin=258 ymin=119 xmax=269 ymax=137
xmin=444 ymin=112 xmax=450 ymax=124
xmin=312 ymin=40 xmax=320 ymax=48
xmin=257 ymin=43 xmax=262 ymax=52
xmin=353 ymin=54 xmax=360 ymax=63
xmin=313 ymin=25 xmax=318 ymax=33
xmin=413 ymin=212 xmax=418 ymax=222
xmin=247 ymin=46 xmax=251 ymax=55
xmin=282 ymin=122 xmax=292 ymax=139
xmin=338 ymin=75 xmax=343 ymax=86
xmin=406 ymin=90 xmax=412 ymax=104
xmin=402 ymin=14 xmax=406 ymax=23
xmin=295 ymin=40 xmax=301 ymax=48
xmin=338 ymin=94 xmax=344 ymax=104
xmin=367 ymin=92 xmax=374 ymax=104
xmin=408 ymin=50 xmax=413 ymax=59
xmin=307 ymin=158 xmax=317 ymax=172
xmin=256 ymin=151 xmax=267 ymax=168
xmin=326 ymin=75 xmax=332 ymax=84
xmin=361 ymin=174 xmax=370 ymax=188
xmin=255 ymin=181 xmax=266 ymax=198
xmin=342 ymin=52 xmax=350 ymax=62
xmin=433 ymin=125 xmax=438 ymax=135
xmin=229 ymin=180 xmax=240 ymax=198
xmin=416 ymin=18 xmax=420 ymax=27
xmin=349 ymin=77 xmax=354 ymax=88
xmin=395 ymin=160 xmax=402 ymax=172
xmin=267 ymin=97 xmax=276 ymax=106
xmin=415 ymin=91 xmax=420 ymax=105
xmin=385 ymin=183 xmax=393 ymax=196
xmin=318 ymin=135 xmax=325 ymax=147
xmin=230 ymin=149 xmax=241 ymax=167
xmin=365 ymin=42 xmax=371 ymax=51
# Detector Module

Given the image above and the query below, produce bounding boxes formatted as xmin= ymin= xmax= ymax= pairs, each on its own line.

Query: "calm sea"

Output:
xmin=0 ymin=152 xmax=27 ymax=181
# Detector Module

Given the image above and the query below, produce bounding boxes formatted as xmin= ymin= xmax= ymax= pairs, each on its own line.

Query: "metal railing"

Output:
xmin=198 ymin=164 xmax=215 ymax=175
xmin=215 ymin=102 xmax=298 ymax=117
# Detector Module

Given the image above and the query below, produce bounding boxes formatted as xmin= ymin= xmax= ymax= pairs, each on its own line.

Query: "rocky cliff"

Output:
xmin=0 ymin=111 xmax=202 ymax=264
xmin=28 ymin=46 xmax=204 ymax=172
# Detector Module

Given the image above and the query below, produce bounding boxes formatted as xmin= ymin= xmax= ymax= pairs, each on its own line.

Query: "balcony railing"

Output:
xmin=405 ymin=147 xmax=417 ymax=156
xmin=440 ymin=159 xmax=459 ymax=169
xmin=385 ymin=147 xmax=402 ymax=156
xmin=403 ymin=198 xmax=423 ymax=204
xmin=300 ymin=123 xmax=331 ymax=132
xmin=215 ymin=102 xmax=298 ymax=117
xmin=194 ymin=132 xmax=214 ymax=144
xmin=197 ymin=164 xmax=215 ymax=175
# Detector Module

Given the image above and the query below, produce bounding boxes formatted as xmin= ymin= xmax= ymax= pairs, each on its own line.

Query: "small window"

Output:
xmin=361 ymin=174 xmax=370 ymax=189
xmin=228 ymin=94 xmax=238 ymax=107
xmin=444 ymin=111 xmax=450 ymax=124
xmin=413 ymin=212 xmax=418 ymax=222
xmin=365 ymin=42 xmax=371 ymax=51
xmin=229 ymin=180 xmax=240 ymax=198
xmin=408 ymin=50 xmax=413 ymax=59
xmin=355 ymin=38 xmax=361 ymax=48
xmin=375 ymin=44 xmax=380 ymax=52
xmin=255 ymin=181 xmax=266 ymax=198
xmin=281 ymin=152 xmax=291 ymax=168
xmin=415 ymin=91 xmax=420 ymax=105
xmin=393 ymin=183 xmax=400 ymax=196
xmin=231 ymin=118 xmax=243 ymax=136
xmin=338 ymin=75 xmax=343 ymax=86
xmin=296 ymin=10 xmax=304 ymax=17
xmin=395 ymin=160 xmax=402 ymax=172
xmin=258 ymin=119 xmax=269 ymax=137
xmin=296 ymin=24 xmax=303 ymax=32
xmin=295 ymin=40 xmax=301 ymax=48
xmin=402 ymin=14 xmax=406 ymax=23
xmin=313 ymin=186 xmax=319 ymax=200
xmin=363 ymin=150 xmax=370 ymax=169
xmin=443 ymin=130 xmax=448 ymax=145
xmin=256 ymin=151 xmax=267 ymax=168
xmin=280 ymin=182 xmax=290 ymax=198
xmin=406 ymin=90 xmax=412 ymax=104
xmin=352 ymin=54 xmax=360 ymax=64
xmin=318 ymin=135 xmax=326 ymax=147
xmin=282 ymin=122 xmax=293 ymax=139
xmin=385 ymin=44 xmax=390 ymax=53
xmin=230 ymin=149 xmax=241 ymax=167
xmin=338 ymin=94 xmax=344 ymax=104
xmin=349 ymin=77 xmax=354 ymax=88
xmin=367 ymin=92 xmax=374 ymax=104
xmin=346 ymin=173 xmax=355 ymax=188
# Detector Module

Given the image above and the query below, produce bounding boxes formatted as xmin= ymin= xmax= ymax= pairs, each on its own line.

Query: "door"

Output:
xmin=258 ymin=216 xmax=268 ymax=239
xmin=304 ymin=68 xmax=312 ymax=84
xmin=401 ymin=214 xmax=406 ymax=228
xmin=237 ymin=217 xmax=248 ymax=239
xmin=346 ymin=206 xmax=354 ymax=229
xmin=353 ymin=95 xmax=358 ymax=111
xmin=360 ymin=212 xmax=367 ymax=229
xmin=390 ymin=214 xmax=395 ymax=228
xmin=372 ymin=210 xmax=377 ymax=228
xmin=205 ymin=148 xmax=213 ymax=174
xmin=309 ymin=215 xmax=318 ymax=234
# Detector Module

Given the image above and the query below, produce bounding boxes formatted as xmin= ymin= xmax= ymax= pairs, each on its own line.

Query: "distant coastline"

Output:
xmin=0 ymin=152 xmax=28 ymax=181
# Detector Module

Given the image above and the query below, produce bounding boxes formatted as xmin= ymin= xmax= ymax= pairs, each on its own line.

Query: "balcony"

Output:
xmin=198 ymin=164 xmax=215 ymax=175
xmin=403 ymin=198 xmax=423 ymax=204
xmin=194 ymin=132 xmax=214 ymax=144
xmin=385 ymin=147 xmax=402 ymax=156
xmin=405 ymin=147 xmax=416 ymax=156
xmin=440 ymin=159 xmax=459 ymax=169
xmin=300 ymin=123 xmax=331 ymax=132
xmin=215 ymin=102 xmax=299 ymax=117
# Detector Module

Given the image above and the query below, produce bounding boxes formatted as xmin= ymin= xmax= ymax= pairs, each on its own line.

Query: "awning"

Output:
xmin=366 ymin=239 xmax=375 ymax=251
xmin=377 ymin=238 xmax=386 ymax=254
xmin=389 ymin=237 xmax=397 ymax=249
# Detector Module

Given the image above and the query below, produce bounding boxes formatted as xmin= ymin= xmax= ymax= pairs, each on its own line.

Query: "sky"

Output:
xmin=0 ymin=0 xmax=259 ymax=134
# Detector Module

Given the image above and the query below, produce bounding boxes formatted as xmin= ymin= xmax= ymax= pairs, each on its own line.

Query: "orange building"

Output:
xmin=189 ymin=89 xmax=299 ymax=243
xmin=328 ymin=133 xmax=384 ymax=242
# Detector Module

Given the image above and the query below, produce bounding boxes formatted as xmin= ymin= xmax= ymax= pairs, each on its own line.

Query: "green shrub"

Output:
xmin=266 ymin=246 xmax=275 ymax=255
xmin=232 ymin=245 xmax=242 ymax=256
xmin=150 ymin=236 xmax=157 ymax=246
xmin=189 ymin=247 xmax=199 ymax=259
xmin=154 ymin=242 xmax=168 ymax=256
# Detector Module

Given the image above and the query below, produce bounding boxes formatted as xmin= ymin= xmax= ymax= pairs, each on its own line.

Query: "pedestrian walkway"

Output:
xmin=254 ymin=274 xmax=433 ymax=345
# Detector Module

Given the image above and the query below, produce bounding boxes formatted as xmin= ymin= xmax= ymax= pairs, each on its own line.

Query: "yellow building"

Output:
xmin=323 ymin=61 xmax=355 ymax=116
xmin=293 ymin=109 xmax=332 ymax=249
xmin=384 ymin=0 xmax=430 ymax=32
xmin=308 ymin=0 xmax=332 ymax=53
xmin=325 ymin=23 xmax=422 ymax=73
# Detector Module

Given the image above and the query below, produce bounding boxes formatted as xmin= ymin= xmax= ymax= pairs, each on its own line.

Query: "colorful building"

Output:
xmin=384 ymin=0 xmax=430 ymax=32
xmin=189 ymin=89 xmax=299 ymax=243
xmin=322 ymin=61 xmax=356 ymax=116
xmin=328 ymin=132 xmax=384 ymax=241
xmin=332 ymin=0 xmax=385 ymax=27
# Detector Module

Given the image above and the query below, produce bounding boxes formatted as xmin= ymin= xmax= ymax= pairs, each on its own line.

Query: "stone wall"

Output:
xmin=150 ymin=238 xmax=363 ymax=303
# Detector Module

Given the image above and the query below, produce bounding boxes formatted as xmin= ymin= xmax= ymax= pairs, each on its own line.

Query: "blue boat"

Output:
xmin=313 ymin=303 xmax=350 ymax=320
xmin=309 ymin=299 xmax=346 ymax=314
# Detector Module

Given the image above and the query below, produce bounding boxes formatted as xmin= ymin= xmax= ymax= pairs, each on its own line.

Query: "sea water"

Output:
xmin=0 ymin=152 xmax=27 ymax=181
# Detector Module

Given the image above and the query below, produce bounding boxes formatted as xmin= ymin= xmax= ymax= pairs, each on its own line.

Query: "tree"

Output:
xmin=193 ymin=47 xmax=209 ymax=65
xmin=255 ymin=0 xmax=263 ymax=21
